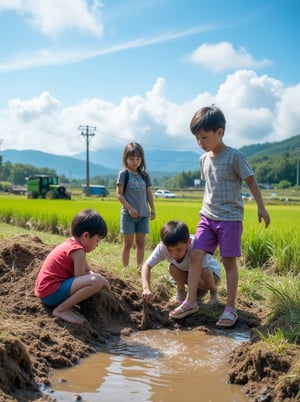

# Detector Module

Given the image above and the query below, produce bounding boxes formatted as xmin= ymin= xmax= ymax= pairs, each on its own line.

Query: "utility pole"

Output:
xmin=78 ymin=125 xmax=96 ymax=196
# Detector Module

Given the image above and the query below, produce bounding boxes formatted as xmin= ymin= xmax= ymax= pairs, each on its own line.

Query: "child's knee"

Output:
xmin=222 ymin=257 xmax=237 ymax=270
xmin=92 ymin=274 xmax=106 ymax=291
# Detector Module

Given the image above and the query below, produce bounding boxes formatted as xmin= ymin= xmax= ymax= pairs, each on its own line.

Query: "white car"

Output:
xmin=241 ymin=192 xmax=253 ymax=201
xmin=154 ymin=189 xmax=177 ymax=198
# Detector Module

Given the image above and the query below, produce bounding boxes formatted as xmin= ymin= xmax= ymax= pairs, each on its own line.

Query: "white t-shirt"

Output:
xmin=145 ymin=240 xmax=221 ymax=278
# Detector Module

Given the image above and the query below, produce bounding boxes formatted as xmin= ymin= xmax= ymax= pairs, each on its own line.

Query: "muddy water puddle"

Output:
xmin=48 ymin=328 xmax=250 ymax=402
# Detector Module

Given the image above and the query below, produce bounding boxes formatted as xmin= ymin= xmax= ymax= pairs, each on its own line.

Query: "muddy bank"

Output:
xmin=0 ymin=235 xmax=299 ymax=401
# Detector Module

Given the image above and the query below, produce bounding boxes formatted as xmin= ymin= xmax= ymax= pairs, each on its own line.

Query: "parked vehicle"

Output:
xmin=27 ymin=175 xmax=71 ymax=200
xmin=82 ymin=185 xmax=109 ymax=197
xmin=241 ymin=192 xmax=253 ymax=200
xmin=5 ymin=186 xmax=26 ymax=195
xmin=154 ymin=189 xmax=177 ymax=198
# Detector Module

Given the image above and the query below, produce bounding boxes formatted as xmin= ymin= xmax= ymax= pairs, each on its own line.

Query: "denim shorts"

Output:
xmin=120 ymin=213 xmax=149 ymax=235
xmin=193 ymin=215 xmax=242 ymax=257
xmin=40 ymin=278 xmax=75 ymax=307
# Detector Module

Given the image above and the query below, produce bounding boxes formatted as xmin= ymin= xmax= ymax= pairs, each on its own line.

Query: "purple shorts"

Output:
xmin=192 ymin=215 xmax=242 ymax=257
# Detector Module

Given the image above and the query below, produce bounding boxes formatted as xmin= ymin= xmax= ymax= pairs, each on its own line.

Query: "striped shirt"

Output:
xmin=200 ymin=146 xmax=254 ymax=221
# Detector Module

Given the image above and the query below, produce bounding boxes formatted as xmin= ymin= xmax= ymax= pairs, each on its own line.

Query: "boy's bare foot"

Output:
xmin=53 ymin=309 xmax=85 ymax=324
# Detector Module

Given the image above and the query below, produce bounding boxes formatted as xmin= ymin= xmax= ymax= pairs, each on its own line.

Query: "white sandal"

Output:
xmin=216 ymin=309 xmax=238 ymax=328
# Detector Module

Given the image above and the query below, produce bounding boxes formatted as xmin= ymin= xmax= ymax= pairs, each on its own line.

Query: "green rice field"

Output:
xmin=0 ymin=194 xmax=299 ymax=275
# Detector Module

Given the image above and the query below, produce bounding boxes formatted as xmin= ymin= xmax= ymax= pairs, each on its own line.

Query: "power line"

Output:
xmin=78 ymin=125 xmax=96 ymax=196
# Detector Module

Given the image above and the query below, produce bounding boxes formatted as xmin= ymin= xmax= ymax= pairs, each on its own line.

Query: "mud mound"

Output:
xmin=228 ymin=341 xmax=300 ymax=401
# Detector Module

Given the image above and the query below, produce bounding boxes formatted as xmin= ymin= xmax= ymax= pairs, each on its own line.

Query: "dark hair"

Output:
xmin=160 ymin=221 xmax=190 ymax=246
xmin=71 ymin=209 xmax=107 ymax=238
xmin=190 ymin=105 xmax=226 ymax=135
xmin=122 ymin=142 xmax=147 ymax=175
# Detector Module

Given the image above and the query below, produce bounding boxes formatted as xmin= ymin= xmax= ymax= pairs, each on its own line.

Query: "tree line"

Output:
xmin=0 ymin=150 xmax=299 ymax=190
xmin=153 ymin=151 xmax=299 ymax=190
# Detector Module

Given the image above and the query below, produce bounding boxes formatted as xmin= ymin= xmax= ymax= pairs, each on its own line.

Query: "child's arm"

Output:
xmin=146 ymin=186 xmax=156 ymax=220
xmin=85 ymin=260 xmax=94 ymax=274
xmin=72 ymin=250 xmax=111 ymax=289
xmin=141 ymin=262 xmax=153 ymax=303
xmin=141 ymin=243 xmax=165 ymax=302
xmin=116 ymin=184 xmax=139 ymax=217
xmin=71 ymin=249 xmax=88 ymax=276
xmin=245 ymin=175 xmax=271 ymax=228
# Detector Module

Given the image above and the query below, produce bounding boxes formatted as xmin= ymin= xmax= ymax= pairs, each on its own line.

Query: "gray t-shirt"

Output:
xmin=200 ymin=146 xmax=254 ymax=221
xmin=117 ymin=170 xmax=152 ymax=217
xmin=145 ymin=240 xmax=221 ymax=278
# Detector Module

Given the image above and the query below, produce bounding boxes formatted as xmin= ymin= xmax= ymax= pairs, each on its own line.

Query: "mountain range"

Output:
xmin=1 ymin=148 xmax=202 ymax=179
xmin=1 ymin=134 xmax=299 ymax=179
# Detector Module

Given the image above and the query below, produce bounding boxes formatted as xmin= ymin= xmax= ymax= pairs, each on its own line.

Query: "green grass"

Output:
xmin=0 ymin=195 xmax=299 ymax=275
xmin=256 ymin=327 xmax=290 ymax=354
xmin=265 ymin=279 xmax=300 ymax=343
xmin=238 ymin=267 xmax=267 ymax=300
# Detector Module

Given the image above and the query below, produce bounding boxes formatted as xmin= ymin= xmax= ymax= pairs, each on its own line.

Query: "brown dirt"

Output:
xmin=0 ymin=234 xmax=299 ymax=402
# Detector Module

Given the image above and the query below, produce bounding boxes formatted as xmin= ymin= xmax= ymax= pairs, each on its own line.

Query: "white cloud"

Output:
xmin=9 ymin=92 xmax=60 ymax=121
xmin=0 ymin=0 xmax=23 ymax=8
xmin=273 ymin=83 xmax=300 ymax=141
xmin=0 ymin=0 xmax=103 ymax=37
xmin=1 ymin=71 xmax=299 ymax=156
xmin=215 ymin=70 xmax=285 ymax=146
xmin=3 ymin=92 xmax=62 ymax=151
xmin=189 ymin=41 xmax=272 ymax=72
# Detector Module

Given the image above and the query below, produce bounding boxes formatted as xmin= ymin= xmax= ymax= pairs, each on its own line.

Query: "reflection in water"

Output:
xmin=49 ymin=329 xmax=250 ymax=402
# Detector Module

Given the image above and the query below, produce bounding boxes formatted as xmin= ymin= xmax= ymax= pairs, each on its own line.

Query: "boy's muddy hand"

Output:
xmin=142 ymin=289 xmax=153 ymax=303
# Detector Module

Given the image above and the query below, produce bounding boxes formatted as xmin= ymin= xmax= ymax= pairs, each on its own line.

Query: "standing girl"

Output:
xmin=116 ymin=142 xmax=155 ymax=269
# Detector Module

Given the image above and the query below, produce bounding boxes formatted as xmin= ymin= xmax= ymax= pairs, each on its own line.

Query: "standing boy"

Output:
xmin=141 ymin=220 xmax=221 ymax=308
xmin=169 ymin=105 xmax=270 ymax=327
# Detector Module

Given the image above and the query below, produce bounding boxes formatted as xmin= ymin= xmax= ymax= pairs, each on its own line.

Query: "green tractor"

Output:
xmin=26 ymin=175 xmax=71 ymax=200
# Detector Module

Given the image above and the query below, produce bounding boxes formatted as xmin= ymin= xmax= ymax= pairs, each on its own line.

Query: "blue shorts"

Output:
xmin=120 ymin=214 xmax=149 ymax=235
xmin=192 ymin=215 xmax=242 ymax=257
xmin=40 ymin=278 xmax=75 ymax=307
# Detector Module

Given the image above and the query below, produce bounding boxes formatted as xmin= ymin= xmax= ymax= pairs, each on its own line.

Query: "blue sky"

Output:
xmin=0 ymin=0 xmax=299 ymax=157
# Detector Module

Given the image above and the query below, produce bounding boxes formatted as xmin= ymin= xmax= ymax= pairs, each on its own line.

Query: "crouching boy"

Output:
xmin=141 ymin=220 xmax=221 ymax=316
